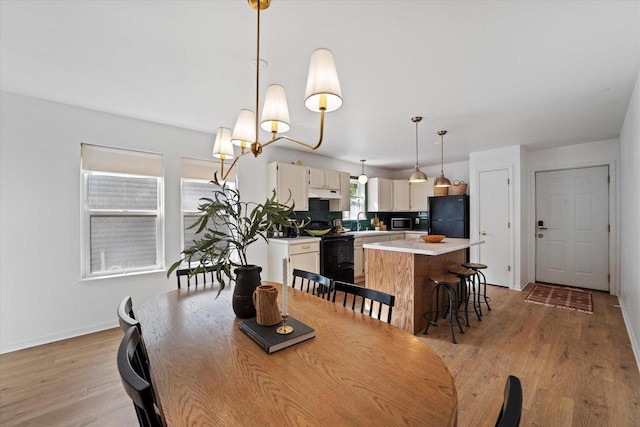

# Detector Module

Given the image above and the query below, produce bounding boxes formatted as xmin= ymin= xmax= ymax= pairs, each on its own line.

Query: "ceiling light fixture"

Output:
xmin=434 ymin=130 xmax=451 ymax=187
xmin=358 ymin=160 xmax=368 ymax=184
xmin=212 ymin=0 xmax=342 ymax=179
xmin=212 ymin=127 xmax=234 ymax=177
xmin=408 ymin=116 xmax=428 ymax=183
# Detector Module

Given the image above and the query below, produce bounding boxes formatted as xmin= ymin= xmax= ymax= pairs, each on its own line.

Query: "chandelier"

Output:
xmin=212 ymin=0 xmax=343 ymax=179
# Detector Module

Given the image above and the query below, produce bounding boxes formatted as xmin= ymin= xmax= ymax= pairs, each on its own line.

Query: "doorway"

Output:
xmin=535 ymin=166 xmax=609 ymax=291
xmin=478 ymin=168 xmax=512 ymax=287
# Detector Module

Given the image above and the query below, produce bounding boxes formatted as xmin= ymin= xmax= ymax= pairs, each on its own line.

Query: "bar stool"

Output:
xmin=447 ymin=265 xmax=481 ymax=325
xmin=462 ymin=262 xmax=492 ymax=313
xmin=423 ymin=277 xmax=465 ymax=344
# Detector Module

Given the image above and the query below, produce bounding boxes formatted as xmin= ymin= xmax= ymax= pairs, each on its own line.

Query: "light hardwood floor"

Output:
xmin=1 ymin=284 xmax=638 ymax=426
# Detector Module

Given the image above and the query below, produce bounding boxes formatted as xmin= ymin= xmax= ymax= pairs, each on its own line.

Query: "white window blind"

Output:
xmin=81 ymin=144 xmax=164 ymax=278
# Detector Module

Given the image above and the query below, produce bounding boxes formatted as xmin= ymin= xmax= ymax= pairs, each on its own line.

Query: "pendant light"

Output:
xmin=434 ymin=130 xmax=451 ymax=187
xmin=358 ymin=160 xmax=368 ymax=184
xmin=408 ymin=116 xmax=428 ymax=183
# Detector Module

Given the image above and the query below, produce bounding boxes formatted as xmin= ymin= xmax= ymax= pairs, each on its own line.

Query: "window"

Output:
xmin=81 ymin=144 xmax=164 ymax=278
xmin=343 ymin=178 xmax=366 ymax=220
xmin=180 ymin=157 xmax=236 ymax=260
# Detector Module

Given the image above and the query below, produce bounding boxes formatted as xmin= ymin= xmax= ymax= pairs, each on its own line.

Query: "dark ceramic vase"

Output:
xmin=233 ymin=265 xmax=262 ymax=318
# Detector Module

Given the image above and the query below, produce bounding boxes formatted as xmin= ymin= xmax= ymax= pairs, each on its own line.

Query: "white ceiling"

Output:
xmin=1 ymin=0 xmax=638 ymax=170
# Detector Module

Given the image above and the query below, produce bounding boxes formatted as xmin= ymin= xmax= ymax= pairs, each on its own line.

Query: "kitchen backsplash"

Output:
xmin=290 ymin=199 xmax=428 ymax=231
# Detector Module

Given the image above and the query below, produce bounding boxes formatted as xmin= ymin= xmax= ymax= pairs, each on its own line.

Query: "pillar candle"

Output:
xmin=282 ymin=257 xmax=288 ymax=316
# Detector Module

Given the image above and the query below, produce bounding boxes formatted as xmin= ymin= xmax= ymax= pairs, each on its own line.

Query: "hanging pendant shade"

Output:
xmin=408 ymin=116 xmax=428 ymax=183
xmin=434 ymin=130 xmax=451 ymax=187
xmin=358 ymin=160 xmax=368 ymax=184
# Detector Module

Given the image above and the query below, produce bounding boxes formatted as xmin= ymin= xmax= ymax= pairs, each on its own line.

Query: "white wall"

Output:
xmin=0 ymin=92 xmax=219 ymax=353
xmin=524 ymin=139 xmax=619 ymax=294
xmin=619 ymin=71 xmax=640 ymax=368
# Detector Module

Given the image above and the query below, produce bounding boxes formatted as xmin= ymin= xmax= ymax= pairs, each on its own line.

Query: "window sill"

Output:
xmin=80 ymin=268 xmax=166 ymax=282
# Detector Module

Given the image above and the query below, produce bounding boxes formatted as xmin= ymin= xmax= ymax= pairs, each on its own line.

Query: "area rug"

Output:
xmin=525 ymin=283 xmax=593 ymax=314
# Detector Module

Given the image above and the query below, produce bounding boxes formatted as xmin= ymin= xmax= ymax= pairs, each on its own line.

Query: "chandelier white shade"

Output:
xmin=304 ymin=48 xmax=343 ymax=113
xmin=231 ymin=109 xmax=256 ymax=150
xmin=260 ymin=84 xmax=291 ymax=133
xmin=212 ymin=127 xmax=234 ymax=159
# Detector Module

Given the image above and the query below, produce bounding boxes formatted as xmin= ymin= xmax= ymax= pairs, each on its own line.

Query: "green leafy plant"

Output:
xmin=167 ymin=173 xmax=295 ymax=292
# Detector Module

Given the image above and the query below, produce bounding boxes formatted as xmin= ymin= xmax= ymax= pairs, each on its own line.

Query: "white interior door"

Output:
xmin=478 ymin=168 xmax=511 ymax=287
xmin=535 ymin=166 xmax=609 ymax=291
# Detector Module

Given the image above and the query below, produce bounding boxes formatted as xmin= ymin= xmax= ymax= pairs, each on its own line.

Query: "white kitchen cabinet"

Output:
xmin=393 ymin=180 xmax=410 ymax=211
xmin=389 ymin=234 xmax=405 ymax=241
xmin=409 ymin=181 xmax=432 ymax=211
xmin=309 ymin=167 xmax=341 ymax=190
xmin=329 ymin=171 xmax=351 ymax=212
xmin=267 ymin=162 xmax=309 ymax=211
xmin=367 ymin=178 xmax=393 ymax=212
xmin=268 ymin=238 xmax=320 ymax=285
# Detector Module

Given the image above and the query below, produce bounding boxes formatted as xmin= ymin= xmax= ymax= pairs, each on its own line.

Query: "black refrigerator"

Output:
xmin=429 ymin=194 xmax=470 ymax=259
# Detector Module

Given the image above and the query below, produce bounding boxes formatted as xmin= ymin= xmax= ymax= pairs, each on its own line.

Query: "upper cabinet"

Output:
xmin=409 ymin=181 xmax=433 ymax=211
xmin=267 ymin=162 xmax=309 ymax=211
xmin=368 ymin=178 xmax=393 ymax=212
xmin=329 ymin=171 xmax=350 ymax=212
xmin=309 ymin=168 xmax=341 ymax=190
xmin=387 ymin=180 xmax=434 ymax=212
xmin=392 ymin=180 xmax=410 ymax=212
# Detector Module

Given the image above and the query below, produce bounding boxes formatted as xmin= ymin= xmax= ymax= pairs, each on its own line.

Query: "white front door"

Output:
xmin=535 ymin=166 xmax=609 ymax=291
xmin=478 ymin=168 xmax=511 ymax=287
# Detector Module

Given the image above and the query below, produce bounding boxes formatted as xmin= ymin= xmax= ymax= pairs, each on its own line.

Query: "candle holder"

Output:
xmin=276 ymin=314 xmax=294 ymax=335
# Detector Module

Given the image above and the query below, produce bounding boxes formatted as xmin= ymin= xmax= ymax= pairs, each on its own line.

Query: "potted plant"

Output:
xmin=167 ymin=173 xmax=295 ymax=318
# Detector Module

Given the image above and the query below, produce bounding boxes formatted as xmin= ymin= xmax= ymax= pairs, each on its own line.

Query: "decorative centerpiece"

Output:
xmin=421 ymin=234 xmax=446 ymax=243
xmin=167 ymin=173 xmax=294 ymax=318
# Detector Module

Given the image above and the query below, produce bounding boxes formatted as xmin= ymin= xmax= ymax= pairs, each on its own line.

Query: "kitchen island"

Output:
xmin=363 ymin=237 xmax=484 ymax=334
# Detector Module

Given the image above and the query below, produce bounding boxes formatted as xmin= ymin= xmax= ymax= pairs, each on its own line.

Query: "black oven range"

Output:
xmin=303 ymin=221 xmax=355 ymax=283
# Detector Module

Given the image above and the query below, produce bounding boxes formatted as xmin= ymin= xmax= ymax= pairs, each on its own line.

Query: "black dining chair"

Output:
xmin=332 ymin=281 xmax=395 ymax=324
xmin=291 ymin=269 xmax=334 ymax=300
xmin=495 ymin=375 xmax=523 ymax=427
xmin=175 ymin=264 xmax=216 ymax=289
xmin=117 ymin=296 xmax=140 ymax=333
xmin=117 ymin=296 xmax=151 ymax=382
xmin=117 ymin=326 xmax=165 ymax=427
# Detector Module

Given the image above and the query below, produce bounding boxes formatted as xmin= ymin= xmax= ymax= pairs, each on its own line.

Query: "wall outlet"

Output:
xmin=415 ymin=218 xmax=420 ymax=224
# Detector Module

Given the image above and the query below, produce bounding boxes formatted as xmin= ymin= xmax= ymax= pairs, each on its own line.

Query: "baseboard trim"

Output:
xmin=0 ymin=321 xmax=117 ymax=354
xmin=618 ymin=294 xmax=640 ymax=374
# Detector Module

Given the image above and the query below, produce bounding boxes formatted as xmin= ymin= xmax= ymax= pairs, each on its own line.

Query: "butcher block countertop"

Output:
xmin=363 ymin=237 xmax=484 ymax=256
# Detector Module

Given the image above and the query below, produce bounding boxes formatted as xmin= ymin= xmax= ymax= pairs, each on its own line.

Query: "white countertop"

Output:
xmin=268 ymin=236 xmax=320 ymax=245
xmin=363 ymin=237 xmax=485 ymax=256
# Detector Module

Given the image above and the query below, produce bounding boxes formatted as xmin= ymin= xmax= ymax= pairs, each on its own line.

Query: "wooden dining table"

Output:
xmin=137 ymin=282 xmax=458 ymax=427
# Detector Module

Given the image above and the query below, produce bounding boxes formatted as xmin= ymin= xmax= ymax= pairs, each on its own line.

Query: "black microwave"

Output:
xmin=390 ymin=217 xmax=412 ymax=230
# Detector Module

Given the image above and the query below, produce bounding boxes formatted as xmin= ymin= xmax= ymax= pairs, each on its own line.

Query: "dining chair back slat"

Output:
xmin=332 ymin=281 xmax=395 ymax=324
xmin=291 ymin=269 xmax=334 ymax=300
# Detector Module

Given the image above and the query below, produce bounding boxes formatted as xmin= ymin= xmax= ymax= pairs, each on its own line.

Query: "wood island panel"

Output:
xmin=366 ymin=248 xmax=465 ymax=334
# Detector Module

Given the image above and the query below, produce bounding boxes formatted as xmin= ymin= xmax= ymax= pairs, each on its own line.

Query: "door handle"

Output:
xmin=481 ymin=231 xmax=487 ymax=235
xmin=538 ymin=233 xmax=544 ymax=238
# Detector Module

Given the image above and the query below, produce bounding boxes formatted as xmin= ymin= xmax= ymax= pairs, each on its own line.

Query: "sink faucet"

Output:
xmin=356 ymin=212 xmax=366 ymax=231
